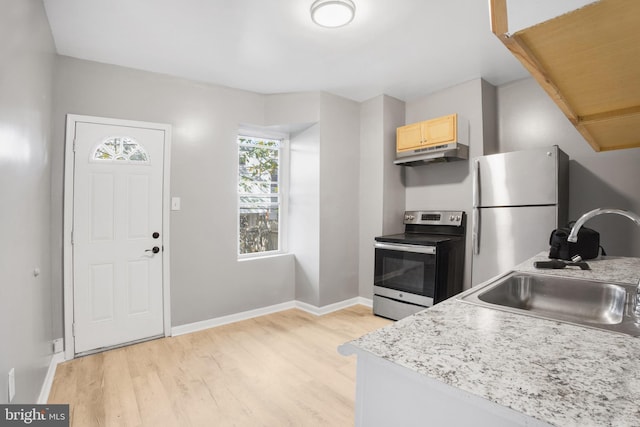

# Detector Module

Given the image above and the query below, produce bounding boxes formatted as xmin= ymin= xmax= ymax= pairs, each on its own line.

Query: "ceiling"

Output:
xmin=42 ymin=0 xmax=596 ymax=103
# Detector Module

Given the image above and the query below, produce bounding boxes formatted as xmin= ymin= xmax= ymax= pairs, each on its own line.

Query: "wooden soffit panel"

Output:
xmin=490 ymin=0 xmax=640 ymax=152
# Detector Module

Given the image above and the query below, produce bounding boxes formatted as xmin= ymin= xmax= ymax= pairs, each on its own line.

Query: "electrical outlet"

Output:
xmin=53 ymin=338 xmax=63 ymax=354
xmin=8 ymin=368 xmax=15 ymax=402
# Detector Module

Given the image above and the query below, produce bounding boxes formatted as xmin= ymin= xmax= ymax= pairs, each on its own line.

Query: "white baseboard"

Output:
xmin=295 ymin=297 xmax=372 ymax=315
xmin=357 ymin=297 xmax=373 ymax=308
xmin=171 ymin=297 xmax=373 ymax=337
xmin=171 ymin=301 xmax=297 ymax=336
xmin=38 ymin=351 xmax=65 ymax=404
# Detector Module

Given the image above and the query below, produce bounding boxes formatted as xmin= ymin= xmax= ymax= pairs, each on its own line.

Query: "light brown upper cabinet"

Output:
xmin=397 ymin=114 xmax=457 ymax=153
xmin=489 ymin=0 xmax=640 ymax=152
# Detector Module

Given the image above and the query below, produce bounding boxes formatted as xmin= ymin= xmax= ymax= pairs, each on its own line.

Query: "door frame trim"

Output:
xmin=63 ymin=114 xmax=172 ymax=360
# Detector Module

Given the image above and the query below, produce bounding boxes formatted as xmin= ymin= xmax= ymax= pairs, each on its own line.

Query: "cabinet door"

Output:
xmin=396 ymin=123 xmax=423 ymax=152
xmin=422 ymin=114 xmax=456 ymax=147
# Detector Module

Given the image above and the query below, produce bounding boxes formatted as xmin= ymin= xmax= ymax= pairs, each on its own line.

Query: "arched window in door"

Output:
xmin=92 ymin=136 xmax=149 ymax=163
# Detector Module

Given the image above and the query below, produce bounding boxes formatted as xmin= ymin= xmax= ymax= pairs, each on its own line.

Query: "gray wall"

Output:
xmin=0 ymin=0 xmax=55 ymax=403
xmin=381 ymin=96 xmax=409 ymax=235
xmin=289 ymin=124 xmax=321 ymax=304
xmin=318 ymin=93 xmax=361 ymax=306
xmin=497 ymin=78 xmax=640 ymax=257
xmin=404 ymin=79 xmax=497 ymax=289
xmin=358 ymin=95 xmax=405 ymax=299
xmin=52 ymin=57 xmax=296 ymax=328
xmin=265 ymin=92 xmax=362 ymax=307
xmin=52 ymin=58 xmax=363 ymax=334
xmin=265 ymin=92 xmax=323 ymax=306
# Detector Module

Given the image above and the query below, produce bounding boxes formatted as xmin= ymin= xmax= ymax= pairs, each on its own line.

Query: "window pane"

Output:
xmin=129 ymin=150 xmax=149 ymax=162
xmin=239 ymin=206 xmax=279 ymax=254
xmin=238 ymin=137 xmax=280 ymax=149
xmin=239 ymin=146 xmax=278 ymax=186
xmin=239 ymin=195 xmax=279 ymax=206
xmin=239 ymin=181 xmax=277 ymax=195
xmin=238 ymin=135 xmax=282 ymax=255
xmin=95 ymin=147 xmax=112 ymax=160
xmin=92 ymin=137 xmax=149 ymax=163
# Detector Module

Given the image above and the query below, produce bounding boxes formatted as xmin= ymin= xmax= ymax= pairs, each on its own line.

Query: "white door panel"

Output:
xmin=73 ymin=122 xmax=165 ymax=354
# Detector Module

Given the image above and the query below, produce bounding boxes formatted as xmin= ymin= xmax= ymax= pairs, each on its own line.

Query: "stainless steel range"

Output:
xmin=373 ymin=210 xmax=466 ymax=320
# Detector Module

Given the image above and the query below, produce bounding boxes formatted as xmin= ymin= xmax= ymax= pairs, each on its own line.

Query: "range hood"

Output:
xmin=394 ymin=142 xmax=469 ymax=166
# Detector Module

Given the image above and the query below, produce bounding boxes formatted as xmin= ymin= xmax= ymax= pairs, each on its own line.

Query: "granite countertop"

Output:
xmin=345 ymin=254 xmax=640 ymax=427
xmin=515 ymin=252 xmax=640 ymax=284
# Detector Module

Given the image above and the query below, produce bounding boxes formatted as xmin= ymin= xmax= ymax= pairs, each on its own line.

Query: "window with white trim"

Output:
xmin=237 ymin=135 xmax=287 ymax=257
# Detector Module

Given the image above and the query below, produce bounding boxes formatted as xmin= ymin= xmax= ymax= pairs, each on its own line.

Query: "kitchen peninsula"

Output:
xmin=340 ymin=254 xmax=640 ymax=426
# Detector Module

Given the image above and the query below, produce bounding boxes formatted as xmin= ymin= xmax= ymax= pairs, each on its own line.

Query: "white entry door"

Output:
xmin=72 ymin=120 xmax=166 ymax=354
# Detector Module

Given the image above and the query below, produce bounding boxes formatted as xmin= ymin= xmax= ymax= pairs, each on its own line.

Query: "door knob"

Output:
xmin=152 ymin=232 xmax=160 ymax=239
xmin=145 ymin=246 xmax=160 ymax=254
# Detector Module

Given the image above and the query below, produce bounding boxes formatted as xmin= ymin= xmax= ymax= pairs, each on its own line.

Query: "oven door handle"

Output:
xmin=374 ymin=242 xmax=436 ymax=255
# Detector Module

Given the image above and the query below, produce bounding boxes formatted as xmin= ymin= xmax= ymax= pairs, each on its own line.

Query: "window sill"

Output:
xmin=238 ymin=252 xmax=293 ymax=262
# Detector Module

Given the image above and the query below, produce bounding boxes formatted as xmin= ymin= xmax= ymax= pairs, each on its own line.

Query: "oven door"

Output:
xmin=374 ymin=242 xmax=436 ymax=299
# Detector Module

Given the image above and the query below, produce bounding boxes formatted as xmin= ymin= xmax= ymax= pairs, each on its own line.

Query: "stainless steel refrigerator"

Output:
xmin=471 ymin=145 xmax=569 ymax=286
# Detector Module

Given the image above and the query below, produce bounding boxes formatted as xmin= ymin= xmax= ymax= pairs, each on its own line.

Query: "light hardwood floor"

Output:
xmin=48 ymin=305 xmax=391 ymax=427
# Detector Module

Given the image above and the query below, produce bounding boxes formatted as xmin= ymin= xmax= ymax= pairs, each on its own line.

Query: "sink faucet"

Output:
xmin=568 ymin=208 xmax=640 ymax=242
xmin=568 ymin=208 xmax=640 ymax=320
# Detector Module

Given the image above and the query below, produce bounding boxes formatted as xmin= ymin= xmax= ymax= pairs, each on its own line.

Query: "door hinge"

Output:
xmin=71 ymin=230 xmax=74 ymax=245
xmin=72 ymin=323 xmax=76 ymax=337
xmin=72 ymin=139 xmax=77 ymax=152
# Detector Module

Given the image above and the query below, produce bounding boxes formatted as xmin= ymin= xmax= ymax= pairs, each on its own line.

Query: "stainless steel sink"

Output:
xmin=459 ymin=271 xmax=640 ymax=336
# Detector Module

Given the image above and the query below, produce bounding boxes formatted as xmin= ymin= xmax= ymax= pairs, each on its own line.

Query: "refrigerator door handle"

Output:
xmin=472 ymin=160 xmax=480 ymax=254
xmin=473 ymin=208 xmax=480 ymax=255
xmin=472 ymin=159 xmax=480 ymax=208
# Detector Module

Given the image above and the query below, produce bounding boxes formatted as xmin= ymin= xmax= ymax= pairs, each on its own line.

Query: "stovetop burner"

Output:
xmin=375 ymin=210 xmax=466 ymax=246
xmin=375 ymin=233 xmax=463 ymax=245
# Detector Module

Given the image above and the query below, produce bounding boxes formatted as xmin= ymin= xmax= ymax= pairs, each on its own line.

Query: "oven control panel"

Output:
xmin=404 ymin=210 xmax=464 ymax=226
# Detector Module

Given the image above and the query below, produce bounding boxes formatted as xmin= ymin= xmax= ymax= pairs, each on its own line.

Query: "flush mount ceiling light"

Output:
xmin=310 ymin=0 xmax=356 ymax=28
